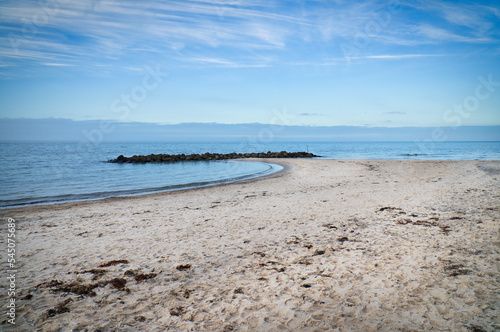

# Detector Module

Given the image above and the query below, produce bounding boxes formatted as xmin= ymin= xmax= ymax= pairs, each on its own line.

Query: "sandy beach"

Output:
xmin=1 ymin=159 xmax=499 ymax=331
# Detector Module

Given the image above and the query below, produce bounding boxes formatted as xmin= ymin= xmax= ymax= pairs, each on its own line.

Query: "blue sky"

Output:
xmin=0 ymin=0 xmax=499 ymax=128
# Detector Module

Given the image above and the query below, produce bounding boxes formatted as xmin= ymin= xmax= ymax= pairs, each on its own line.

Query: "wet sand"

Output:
xmin=1 ymin=159 xmax=499 ymax=331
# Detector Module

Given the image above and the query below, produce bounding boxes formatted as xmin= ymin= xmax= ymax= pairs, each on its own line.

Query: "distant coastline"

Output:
xmin=1 ymin=118 xmax=500 ymax=142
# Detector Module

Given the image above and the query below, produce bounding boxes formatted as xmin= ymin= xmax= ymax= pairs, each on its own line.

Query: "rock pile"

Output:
xmin=109 ymin=151 xmax=318 ymax=164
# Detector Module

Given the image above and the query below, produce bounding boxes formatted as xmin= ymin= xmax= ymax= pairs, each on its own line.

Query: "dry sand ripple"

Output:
xmin=0 ymin=159 xmax=499 ymax=331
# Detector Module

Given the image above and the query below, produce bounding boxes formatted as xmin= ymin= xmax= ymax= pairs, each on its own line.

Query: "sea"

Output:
xmin=1 ymin=141 xmax=499 ymax=208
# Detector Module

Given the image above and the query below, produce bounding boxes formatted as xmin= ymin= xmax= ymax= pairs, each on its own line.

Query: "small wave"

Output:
xmin=402 ymin=153 xmax=426 ymax=157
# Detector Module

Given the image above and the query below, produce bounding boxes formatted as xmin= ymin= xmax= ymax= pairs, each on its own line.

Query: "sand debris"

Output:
xmin=98 ymin=259 xmax=129 ymax=267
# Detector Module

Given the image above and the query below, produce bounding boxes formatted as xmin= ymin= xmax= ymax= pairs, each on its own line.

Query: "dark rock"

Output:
xmin=109 ymin=151 xmax=319 ymax=164
xmin=116 ymin=155 xmax=126 ymax=163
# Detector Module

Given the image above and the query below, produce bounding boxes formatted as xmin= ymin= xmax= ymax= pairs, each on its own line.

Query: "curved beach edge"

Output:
xmin=0 ymin=159 xmax=292 ymax=214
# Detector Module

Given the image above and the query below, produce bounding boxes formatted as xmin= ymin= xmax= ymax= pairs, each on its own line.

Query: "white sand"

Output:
xmin=1 ymin=159 xmax=499 ymax=331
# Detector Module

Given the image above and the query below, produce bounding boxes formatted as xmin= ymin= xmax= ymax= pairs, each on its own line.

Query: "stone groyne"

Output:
xmin=109 ymin=151 xmax=318 ymax=164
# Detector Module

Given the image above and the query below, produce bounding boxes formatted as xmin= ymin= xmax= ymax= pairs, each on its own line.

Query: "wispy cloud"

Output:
xmin=289 ymin=53 xmax=446 ymax=66
xmin=423 ymin=1 xmax=496 ymax=31
xmin=41 ymin=62 xmax=75 ymax=67
xmin=0 ymin=0 xmax=304 ymax=70
xmin=415 ymin=25 xmax=492 ymax=44
xmin=349 ymin=54 xmax=445 ymax=60
xmin=185 ymin=57 xmax=269 ymax=68
xmin=404 ymin=1 xmax=499 ymax=44
xmin=0 ymin=0 xmax=498 ymax=76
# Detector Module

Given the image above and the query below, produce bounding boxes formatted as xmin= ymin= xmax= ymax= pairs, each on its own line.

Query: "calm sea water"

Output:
xmin=1 ymin=141 xmax=499 ymax=208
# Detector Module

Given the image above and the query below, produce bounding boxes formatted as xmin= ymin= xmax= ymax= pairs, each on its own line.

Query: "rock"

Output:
xmin=109 ymin=151 xmax=319 ymax=164
xmin=116 ymin=155 xmax=126 ymax=163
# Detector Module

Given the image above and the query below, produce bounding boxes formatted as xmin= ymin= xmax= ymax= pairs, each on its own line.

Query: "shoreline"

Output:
xmin=1 ymin=159 xmax=498 ymax=331
xmin=2 ymin=158 xmax=498 ymax=215
xmin=0 ymin=159 xmax=290 ymax=214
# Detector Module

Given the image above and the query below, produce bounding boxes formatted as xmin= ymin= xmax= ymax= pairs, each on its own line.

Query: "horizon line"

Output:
xmin=1 ymin=117 xmax=500 ymax=129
